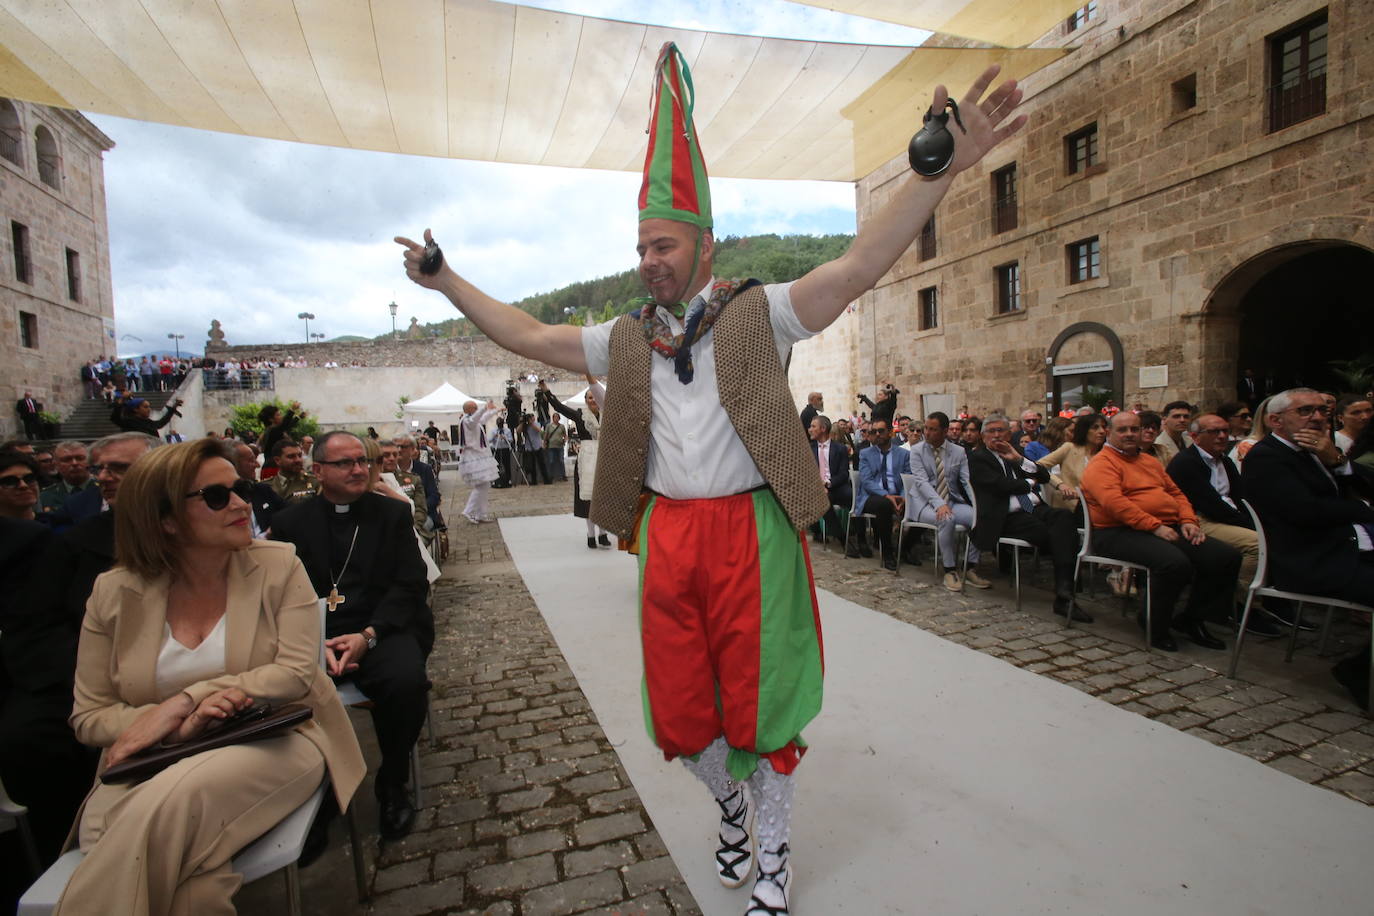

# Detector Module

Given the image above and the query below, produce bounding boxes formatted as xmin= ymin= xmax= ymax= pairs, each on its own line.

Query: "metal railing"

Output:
xmin=202 ymin=368 xmax=276 ymax=391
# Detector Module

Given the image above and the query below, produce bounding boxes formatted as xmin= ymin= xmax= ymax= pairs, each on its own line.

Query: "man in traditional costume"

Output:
xmin=398 ymin=44 xmax=1024 ymax=914
xmin=456 ymin=399 xmax=502 ymax=523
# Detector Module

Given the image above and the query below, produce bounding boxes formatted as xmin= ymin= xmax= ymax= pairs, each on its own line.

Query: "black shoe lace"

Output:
xmin=716 ymin=789 xmax=751 ymax=880
xmin=746 ymin=843 xmax=790 ymax=915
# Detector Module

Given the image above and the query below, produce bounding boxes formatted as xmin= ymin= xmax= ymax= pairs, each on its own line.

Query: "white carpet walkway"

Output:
xmin=502 ymin=514 xmax=1374 ymax=915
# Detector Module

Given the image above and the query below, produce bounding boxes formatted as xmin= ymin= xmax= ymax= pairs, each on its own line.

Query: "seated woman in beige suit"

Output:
xmin=1035 ymin=412 xmax=1108 ymax=512
xmin=57 ymin=439 xmax=365 ymax=916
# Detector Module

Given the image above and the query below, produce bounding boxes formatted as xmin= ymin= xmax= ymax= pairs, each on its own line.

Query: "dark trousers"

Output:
xmin=999 ymin=504 xmax=1080 ymax=595
xmin=338 ymin=631 xmax=429 ymax=793
xmin=862 ymin=495 xmax=900 ymax=556
xmin=523 ymin=448 xmax=550 ymax=485
xmin=0 ymin=686 xmax=100 ymax=862
xmin=494 ymin=448 xmax=512 ymax=487
xmin=545 ymin=447 xmax=566 ymax=481
xmin=1093 ymin=525 xmax=1241 ymax=632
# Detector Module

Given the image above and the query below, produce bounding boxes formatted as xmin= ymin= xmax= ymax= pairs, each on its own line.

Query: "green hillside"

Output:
xmin=389 ymin=232 xmax=854 ymax=339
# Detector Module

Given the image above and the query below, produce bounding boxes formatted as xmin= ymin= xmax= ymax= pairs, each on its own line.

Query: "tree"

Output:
xmin=228 ymin=399 xmax=321 ymax=441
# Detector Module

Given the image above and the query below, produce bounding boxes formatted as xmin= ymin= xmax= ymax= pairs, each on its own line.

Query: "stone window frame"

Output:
xmin=11 ymin=220 xmax=31 ymax=284
xmin=994 ymin=261 xmax=1021 ymax=315
xmin=1065 ymin=1 xmax=1098 ymax=34
xmin=991 ymin=163 xmax=1018 ymax=234
xmin=66 ymin=247 xmax=81 ymax=302
xmin=1066 ymin=236 xmax=1101 ymax=284
xmin=19 ymin=310 xmax=38 ymax=349
xmin=34 ymin=122 xmax=61 ymax=190
xmin=917 ymin=214 xmax=937 ymax=262
xmin=1266 ymin=9 xmax=1327 ymax=133
xmin=918 ymin=285 xmax=939 ymax=332
xmin=0 ymin=98 xmax=22 ymax=168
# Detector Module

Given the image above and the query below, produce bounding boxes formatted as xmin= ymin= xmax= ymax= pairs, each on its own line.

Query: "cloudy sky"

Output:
xmin=93 ymin=0 xmax=928 ymax=355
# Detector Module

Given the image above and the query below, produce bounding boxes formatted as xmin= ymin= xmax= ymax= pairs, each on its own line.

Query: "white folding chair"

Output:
xmin=0 ymin=774 xmax=41 ymax=879
xmin=1072 ymin=488 xmax=1153 ymax=646
xmin=896 ymin=473 xmax=972 ymax=581
xmin=18 ymin=779 xmax=353 ymax=916
xmin=844 ymin=468 xmax=876 ymax=559
xmin=1230 ymin=501 xmax=1373 ymax=707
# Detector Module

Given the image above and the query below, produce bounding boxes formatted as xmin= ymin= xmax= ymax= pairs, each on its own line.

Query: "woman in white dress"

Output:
xmin=457 ymin=400 xmax=502 ymax=523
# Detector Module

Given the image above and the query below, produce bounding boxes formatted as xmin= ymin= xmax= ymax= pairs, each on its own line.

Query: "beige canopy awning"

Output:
xmin=0 ymin=0 xmax=1066 ymax=181
xmin=784 ymin=0 xmax=1091 ymax=48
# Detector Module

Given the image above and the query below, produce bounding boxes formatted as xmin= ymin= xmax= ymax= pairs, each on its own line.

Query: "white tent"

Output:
xmin=404 ymin=382 xmax=475 ymax=414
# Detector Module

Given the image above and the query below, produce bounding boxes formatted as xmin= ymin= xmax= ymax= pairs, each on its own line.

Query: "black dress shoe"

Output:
xmin=597 ymin=533 xmax=611 ymax=546
xmin=858 ymin=543 xmax=874 ymax=559
xmin=1173 ymin=619 xmax=1226 ymax=651
xmin=844 ymin=543 xmax=861 ymax=558
xmin=1052 ymin=597 xmax=1094 ymax=623
xmin=882 ymin=554 xmax=898 ymax=571
xmin=1150 ymin=633 xmax=1180 ymax=652
xmin=378 ymin=784 xmax=416 ymax=841
xmin=901 ymin=551 xmax=922 ymax=565
xmin=1264 ymin=602 xmax=1318 ymax=631
xmin=587 ymin=536 xmax=598 ymax=549
xmin=1237 ymin=608 xmax=1284 ymax=638
xmin=1331 ymin=658 xmax=1370 ymax=711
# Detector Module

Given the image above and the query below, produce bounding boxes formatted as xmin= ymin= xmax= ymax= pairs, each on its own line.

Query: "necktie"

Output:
xmin=674 ymin=296 xmax=707 ymax=384
xmin=934 ymin=446 xmax=949 ymax=502
xmin=817 ymin=443 xmax=829 ymax=485
xmin=880 ymin=449 xmax=889 ymax=490
xmin=1006 ymin=458 xmax=1034 ymax=512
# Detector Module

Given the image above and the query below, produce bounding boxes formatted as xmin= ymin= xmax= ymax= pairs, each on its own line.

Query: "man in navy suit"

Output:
xmin=1242 ymin=388 xmax=1374 ymax=708
xmin=858 ymin=417 xmax=911 ymax=570
xmin=396 ymin=435 xmax=443 ymax=530
xmin=1166 ymin=414 xmax=1285 ymax=636
xmin=807 ymin=415 xmax=858 ymax=555
xmin=910 ymin=412 xmax=989 ymax=591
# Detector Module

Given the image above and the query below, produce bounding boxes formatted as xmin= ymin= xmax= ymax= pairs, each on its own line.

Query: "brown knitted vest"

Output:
xmin=590 ymin=284 xmax=829 ymax=539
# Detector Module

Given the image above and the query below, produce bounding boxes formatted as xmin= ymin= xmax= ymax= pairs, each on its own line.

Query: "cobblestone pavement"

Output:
xmin=246 ymin=473 xmax=1373 ymax=915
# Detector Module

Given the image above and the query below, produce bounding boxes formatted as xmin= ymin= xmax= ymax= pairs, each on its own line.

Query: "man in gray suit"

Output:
xmin=909 ymin=412 xmax=990 ymax=592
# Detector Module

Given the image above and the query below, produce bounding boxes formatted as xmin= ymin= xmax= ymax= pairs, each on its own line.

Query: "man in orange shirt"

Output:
xmin=1081 ymin=412 xmax=1240 ymax=652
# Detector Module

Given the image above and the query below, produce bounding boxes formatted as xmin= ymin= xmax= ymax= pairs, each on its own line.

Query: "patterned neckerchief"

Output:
xmin=632 ymin=278 xmax=758 ymax=384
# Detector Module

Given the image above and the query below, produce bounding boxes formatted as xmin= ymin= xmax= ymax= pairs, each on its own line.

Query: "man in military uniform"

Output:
xmin=267 ymin=440 xmax=320 ymax=505
xmin=37 ymin=441 xmax=96 ymax=522
xmin=380 ymin=441 xmax=431 ymax=540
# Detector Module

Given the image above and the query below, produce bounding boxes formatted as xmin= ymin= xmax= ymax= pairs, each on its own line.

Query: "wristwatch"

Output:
xmin=362 ymin=627 xmax=378 ymax=651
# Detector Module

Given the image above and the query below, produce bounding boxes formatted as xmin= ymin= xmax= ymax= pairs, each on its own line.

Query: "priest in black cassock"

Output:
xmin=271 ymin=430 xmax=432 ymax=841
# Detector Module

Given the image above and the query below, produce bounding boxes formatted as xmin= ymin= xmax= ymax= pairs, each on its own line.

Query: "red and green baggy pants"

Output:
xmin=636 ymin=488 xmax=824 ymax=782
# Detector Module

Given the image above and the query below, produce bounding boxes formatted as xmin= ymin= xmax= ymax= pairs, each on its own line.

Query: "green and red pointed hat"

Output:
xmin=638 ymin=42 xmax=712 ymax=229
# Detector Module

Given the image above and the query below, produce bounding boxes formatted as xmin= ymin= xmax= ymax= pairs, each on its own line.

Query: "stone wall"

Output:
xmin=788 ymin=0 xmax=1374 ymax=419
xmin=0 ymin=102 xmax=115 ymax=438
xmin=197 ymin=367 xmax=587 ymax=441
xmin=208 ymin=334 xmax=568 ymax=380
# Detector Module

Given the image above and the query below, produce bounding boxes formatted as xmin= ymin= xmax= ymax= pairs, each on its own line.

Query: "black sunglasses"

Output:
xmin=185 ymin=478 xmax=255 ymax=510
xmin=0 ymin=473 xmax=38 ymax=489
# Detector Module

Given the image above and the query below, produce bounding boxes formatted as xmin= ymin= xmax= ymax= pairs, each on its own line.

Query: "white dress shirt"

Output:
xmin=1197 ymin=448 xmax=1237 ymax=510
xmin=582 ymin=280 xmax=812 ymax=500
xmin=815 ymin=439 xmax=832 ymax=486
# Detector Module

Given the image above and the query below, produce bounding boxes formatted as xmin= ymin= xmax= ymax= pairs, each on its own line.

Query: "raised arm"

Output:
xmin=790 ymin=66 xmax=1026 ymax=334
xmin=396 ymin=230 xmax=588 ymax=373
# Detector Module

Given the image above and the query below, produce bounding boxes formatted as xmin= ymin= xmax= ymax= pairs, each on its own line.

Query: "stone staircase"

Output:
xmin=57 ymin=390 xmax=180 ymax=442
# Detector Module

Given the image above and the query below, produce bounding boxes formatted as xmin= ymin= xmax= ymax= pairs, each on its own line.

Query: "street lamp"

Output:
xmin=388 ymin=301 xmax=398 ymax=339
xmin=166 ymin=332 xmax=184 ymax=359
xmin=310 ymin=332 xmax=325 ymax=343
xmin=297 ymin=312 xmax=315 ymax=343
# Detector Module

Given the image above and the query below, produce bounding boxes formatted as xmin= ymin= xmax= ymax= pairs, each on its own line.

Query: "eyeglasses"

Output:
xmin=185 ymin=478 xmax=255 ymax=511
xmin=1285 ymin=404 xmax=1332 ymax=417
xmin=316 ymin=457 xmax=376 ymax=470
xmin=89 ymin=462 xmax=133 ymax=477
xmin=0 ymin=473 xmax=38 ymax=489
xmin=1234 ymin=412 xmax=1252 ymax=419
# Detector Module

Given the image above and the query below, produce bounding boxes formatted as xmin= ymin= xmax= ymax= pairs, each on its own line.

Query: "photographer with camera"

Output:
xmin=858 ymin=383 xmax=899 ymax=427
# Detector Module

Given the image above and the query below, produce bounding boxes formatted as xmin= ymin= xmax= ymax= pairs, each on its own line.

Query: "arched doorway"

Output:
xmin=1210 ymin=243 xmax=1374 ymax=400
xmin=1045 ymin=322 xmax=1126 ymax=414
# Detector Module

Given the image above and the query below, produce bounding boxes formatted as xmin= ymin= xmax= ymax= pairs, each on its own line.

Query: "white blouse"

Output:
xmin=154 ymin=614 xmax=228 ymax=700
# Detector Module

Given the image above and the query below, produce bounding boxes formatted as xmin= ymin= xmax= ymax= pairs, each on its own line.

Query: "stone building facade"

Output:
xmin=0 ymin=99 xmax=115 ymax=439
xmin=788 ymin=0 xmax=1373 ymax=421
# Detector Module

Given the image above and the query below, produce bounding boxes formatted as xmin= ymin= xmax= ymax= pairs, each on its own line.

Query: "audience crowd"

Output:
xmin=1 ymin=377 xmax=1370 ymax=910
